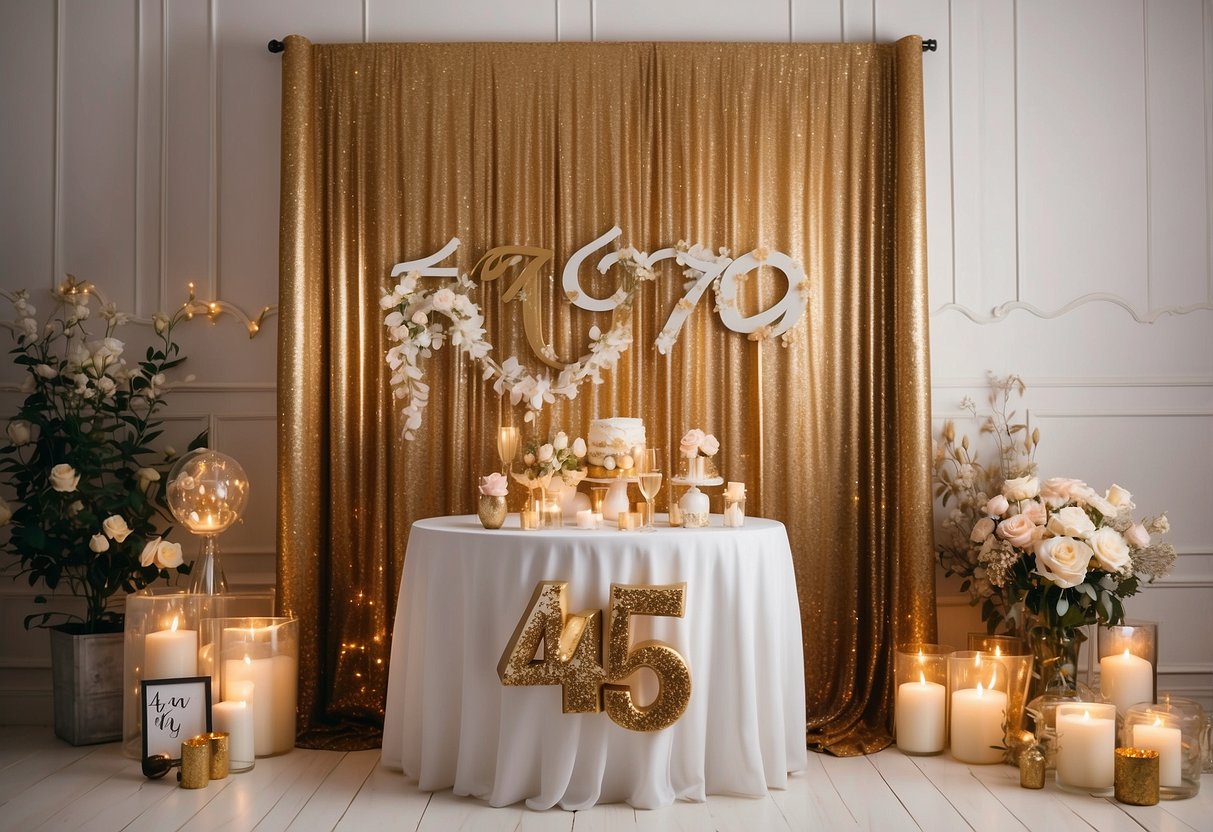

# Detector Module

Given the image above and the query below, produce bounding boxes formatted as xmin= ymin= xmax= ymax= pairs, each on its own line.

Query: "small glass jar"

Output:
xmin=948 ymin=650 xmax=1013 ymax=764
xmin=1095 ymin=621 xmax=1158 ymax=715
xmin=1121 ymin=698 xmax=1204 ymax=799
xmin=541 ymin=489 xmax=562 ymax=528
xmin=1055 ymin=702 xmax=1117 ymax=794
xmin=723 ymin=496 xmax=745 ymax=527
xmin=894 ymin=643 xmax=952 ymax=755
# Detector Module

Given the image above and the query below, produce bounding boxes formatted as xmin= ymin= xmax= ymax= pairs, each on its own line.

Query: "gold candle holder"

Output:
xmin=1019 ymin=745 xmax=1046 ymax=789
xmin=179 ymin=735 xmax=211 ymax=789
xmin=1115 ymin=747 xmax=1160 ymax=806
xmin=205 ymin=731 xmax=230 ymax=779
xmin=519 ymin=509 xmax=539 ymax=530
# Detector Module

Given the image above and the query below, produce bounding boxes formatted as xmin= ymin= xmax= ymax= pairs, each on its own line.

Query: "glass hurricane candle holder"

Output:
xmin=167 ymin=449 xmax=250 ymax=595
xmin=894 ymin=643 xmax=952 ymax=755
xmin=948 ymin=650 xmax=1013 ymax=764
xmin=966 ymin=634 xmax=1034 ymax=762
xmin=1095 ymin=621 xmax=1157 ymax=715
xmin=1122 ymin=698 xmax=1204 ymax=799
xmin=201 ymin=617 xmax=298 ymax=758
xmin=1055 ymin=702 xmax=1117 ymax=794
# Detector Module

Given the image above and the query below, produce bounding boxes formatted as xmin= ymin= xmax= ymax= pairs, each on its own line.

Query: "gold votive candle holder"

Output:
xmin=1115 ymin=747 xmax=1159 ymax=806
xmin=1019 ymin=745 xmax=1046 ymax=789
xmin=179 ymin=735 xmax=211 ymax=789
xmin=519 ymin=509 xmax=539 ymax=530
xmin=204 ymin=731 xmax=230 ymax=779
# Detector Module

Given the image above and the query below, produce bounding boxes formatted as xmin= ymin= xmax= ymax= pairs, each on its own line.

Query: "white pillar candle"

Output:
xmin=723 ymin=501 xmax=745 ymax=527
xmin=212 ymin=700 xmax=254 ymax=769
xmin=1133 ymin=718 xmax=1183 ymax=787
xmin=1056 ymin=708 xmax=1116 ymax=789
xmin=950 ymin=683 xmax=1007 ymax=764
xmin=1100 ymin=649 xmax=1153 ymax=713
xmin=271 ymin=654 xmax=298 ymax=753
xmin=725 ymin=481 xmax=746 ymax=500
xmin=144 ymin=618 xmax=198 ymax=680
xmin=225 ymin=654 xmax=275 ymax=755
xmin=896 ymin=674 xmax=946 ymax=754
xmin=591 ymin=512 xmax=603 ymax=528
xmin=576 ymin=509 xmax=594 ymax=529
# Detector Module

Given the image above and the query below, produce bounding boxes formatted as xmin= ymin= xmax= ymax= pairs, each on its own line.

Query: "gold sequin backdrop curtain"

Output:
xmin=278 ymin=36 xmax=935 ymax=753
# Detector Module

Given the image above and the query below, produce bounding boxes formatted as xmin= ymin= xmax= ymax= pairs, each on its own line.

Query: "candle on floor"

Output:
xmin=950 ymin=682 xmax=1007 ymax=764
xmin=225 ymin=654 xmax=274 ymax=755
xmin=1055 ymin=704 xmax=1116 ymax=790
xmin=1100 ymin=649 xmax=1153 ymax=713
xmin=212 ymin=700 xmax=254 ymax=772
xmin=896 ymin=672 xmax=946 ymax=754
xmin=1132 ymin=717 xmax=1182 ymax=787
xmin=144 ymin=617 xmax=198 ymax=680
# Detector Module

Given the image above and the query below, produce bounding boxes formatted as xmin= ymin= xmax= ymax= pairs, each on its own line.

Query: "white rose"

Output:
xmin=996 ymin=513 xmax=1038 ymax=548
xmin=67 ymin=500 xmax=83 ymax=517
xmin=1087 ymin=527 xmax=1130 ymax=572
xmin=1020 ymin=500 xmax=1048 ymax=526
xmin=523 ymin=452 xmax=535 ymax=466
xmin=1105 ymin=484 xmax=1134 ymax=510
xmin=152 ymin=313 xmax=170 ymax=334
xmin=537 ymin=443 xmax=554 ymax=463
xmin=1002 ymin=475 xmax=1040 ymax=501
xmin=135 ymin=467 xmax=161 ymax=492
xmin=102 ymin=515 xmax=132 ymax=543
xmin=140 ymin=537 xmax=160 ymax=567
xmin=553 ymin=431 xmax=568 ymax=451
xmin=155 ymin=541 xmax=184 ymax=569
xmin=1047 ymin=506 xmax=1096 ymax=539
xmin=970 ymin=517 xmax=996 ymax=543
xmin=1039 ymin=477 xmax=1087 ymax=508
xmin=0 ymin=496 xmax=11 ymax=526
xmin=571 ymin=437 xmax=587 ymax=458
xmin=1125 ymin=523 xmax=1150 ymax=548
xmin=49 ymin=463 xmax=80 ymax=492
xmin=94 ymin=376 xmax=116 ymax=398
xmin=89 ymin=533 xmax=110 ymax=553
xmin=6 ymin=421 xmax=31 ymax=446
xmin=1035 ymin=537 xmax=1094 ymax=588
xmin=34 ymin=364 xmax=58 ymax=379
xmin=410 ymin=311 xmax=427 ymax=325
xmin=985 ymin=494 xmax=1010 ymax=517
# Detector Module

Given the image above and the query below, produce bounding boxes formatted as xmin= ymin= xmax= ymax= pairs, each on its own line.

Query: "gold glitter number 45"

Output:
xmin=497 ymin=581 xmax=690 ymax=732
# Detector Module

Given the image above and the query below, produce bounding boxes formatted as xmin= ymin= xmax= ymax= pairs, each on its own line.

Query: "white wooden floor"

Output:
xmin=1 ymin=725 xmax=1210 ymax=832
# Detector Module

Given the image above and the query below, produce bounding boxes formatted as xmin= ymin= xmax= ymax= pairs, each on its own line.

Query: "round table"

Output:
xmin=380 ymin=514 xmax=807 ymax=810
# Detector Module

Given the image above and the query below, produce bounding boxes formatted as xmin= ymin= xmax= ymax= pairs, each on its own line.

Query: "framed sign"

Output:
xmin=141 ymin=676 xmax=212 ymax=760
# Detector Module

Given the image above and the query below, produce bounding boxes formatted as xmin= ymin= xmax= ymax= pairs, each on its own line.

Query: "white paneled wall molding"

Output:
xmin=1 ymin=0 xmax=1210 ymax=723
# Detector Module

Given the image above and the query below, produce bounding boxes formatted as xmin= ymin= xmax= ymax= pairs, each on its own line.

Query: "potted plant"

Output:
xmin=0 ymin=277 xmax=201 ymax=744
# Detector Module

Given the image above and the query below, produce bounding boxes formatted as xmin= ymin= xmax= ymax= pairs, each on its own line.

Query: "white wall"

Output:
xmin=1 ymin=0 xmax=1209 ymax=723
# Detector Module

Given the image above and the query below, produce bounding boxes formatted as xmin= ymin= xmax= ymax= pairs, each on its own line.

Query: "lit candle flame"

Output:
xmin=1123 ymin=648 xmax=1132 ymax=659
xmin=976 ymin=682 xmax=984 ymax=696
xmin=1153 ymin=716 xmax=1163 ymax=728
xmin=243 ymin=654 xmax=252 ymax=666
xmin=994 ymin=645 xmax=1002 ymax=657
xmin=170 ymin=617 xmax=179 ymax=633
xmin=1082 ymin=710 xmax=1091 ymax=722
xmin=919 ymin=671 xmax=926 ymax=685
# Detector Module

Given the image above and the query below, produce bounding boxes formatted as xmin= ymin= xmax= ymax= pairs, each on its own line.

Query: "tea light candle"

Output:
xmin=618 ymin=512 xmax=639 ymax=531
xmin=520 ymin=509 xmax=539 ymax=530
xmin=1100 ymin=649 xmax=1153 ymax=713
xmin=144 ymin=617 xmax=198 ymax=680
xmin=576 ymin=509 xmax=594 ymax=529
xmin=1132 ymin=717 xmax=1182 ymax=787
xmin=950 ymin=683 xmax=1007 ymax=764
xmin=896 ymin=672 xmax=946 ymax=754
xmin=725 ymin=481 xmax=746 ymax=500
xmin=1056 ymin=706 xmax=1116 ymax=790
xmin=591 ymin=512 xmax=603 ymax=528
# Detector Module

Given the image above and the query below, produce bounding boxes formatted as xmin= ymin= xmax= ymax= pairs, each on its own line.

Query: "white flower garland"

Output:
xmin=382 ymin=250 xmax=651 ymax=440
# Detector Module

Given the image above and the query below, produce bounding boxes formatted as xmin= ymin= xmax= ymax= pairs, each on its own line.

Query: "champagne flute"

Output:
xmin=637 ymin=449 xmax=662 ymax=530
xmin=497 ymin=426 xmax=520 ymax=475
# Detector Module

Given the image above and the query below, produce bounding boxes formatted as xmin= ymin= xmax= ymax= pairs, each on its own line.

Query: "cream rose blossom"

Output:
xmin=985 ymin=494 xmax=1010 ymax=517
xmin=101 ymin=515 xmax=132 ymax=543
xmin=0 ymin=496 xmax=11 ymax=526
xmin=154 ymin=540 xmax=184 ymax=569
xmin=700 ymin=434 xmax=720 ymax=457
xmin=1106 ymin=484 xmax=1134 ymax=510
xmin=1039 ymin=477 xmax=1087 ymax=508
xmin=1035 ymin=537 xmax=1094 ymax=588
xmin=6 ymin=421 xmax=31 ymax=446
xmin=478 ymin=473 xmax=509 ymax=497
xmin=1047 ymin=506 xmax=1097 ymax=539
xmin=571 ymin=437 xmax=587 ymax=458
xmin=1125 ymin=523 xmax=1150 ymax=548
xmin=139 ymin=538 xmax=161 ymax=567
xmin=1002 ymin=475 xmax=1040 ymax=501
xmin=49 ymin=463 xmax=80 ymax=492
xmin=996 ymin=514 xmax=1037 ymax=548
xmin=1087 ymin=526 xmax=1130 ymax=572
xmin=1021 ymin=500 xmax=1048 ymax=526
xmin=680 ymin=429 xmax=706 ymax=458
xmin=89 ymin=533 xmax=109 ymax=553
xmin=970 ymin=517 xmax=996 ymax=543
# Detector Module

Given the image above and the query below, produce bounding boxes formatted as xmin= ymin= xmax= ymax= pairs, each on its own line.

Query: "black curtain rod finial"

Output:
xmin=268 ymin=38 xmax=285 ymax=54
xmin=922 ymin=38 xmax=937 ymax=52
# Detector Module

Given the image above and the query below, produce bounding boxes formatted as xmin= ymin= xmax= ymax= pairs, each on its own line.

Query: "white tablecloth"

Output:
xmin=380 ymin=514 xmax=807 ymax=810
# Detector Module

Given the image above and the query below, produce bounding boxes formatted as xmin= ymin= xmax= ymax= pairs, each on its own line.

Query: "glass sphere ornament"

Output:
xmin=167 ymin=449 xmax=250 ymax=594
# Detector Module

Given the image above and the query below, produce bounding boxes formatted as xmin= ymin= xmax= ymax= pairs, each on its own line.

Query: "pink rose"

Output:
xmin=1002 ymin=475 xmax=1040 ymax=501
xmin=680 ymin=428 xmax=706 ymax=458
xmin=1035 ymin=537 xmax=1094 ymax=588
xmin=996 ymin=513 xmax=1038 ymax=548
xmin=1020 ymin=500 xmax=1048 ymax=526
xmin=1039 ymin=477 xmax=1088 ymax=509
xmin=700 ymin=434 xmax=719 ymax=457
xmin=478 ymin=473 xmax=509 ymax=497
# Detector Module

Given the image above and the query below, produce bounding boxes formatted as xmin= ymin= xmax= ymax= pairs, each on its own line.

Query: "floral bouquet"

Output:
xmin=511 ymin=431 xmax=587 ymax=493
xmin=679 ymin=428 xmax=719 ymax=459
xmin=935 ymin=376 xmax=1176 ymax=688
xmin=0 ymin=279 xmax=202 ymax=632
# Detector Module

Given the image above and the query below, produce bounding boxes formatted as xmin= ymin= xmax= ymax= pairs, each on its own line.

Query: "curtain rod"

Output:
xmin=267 ymin=37 xmax=937 ymax=54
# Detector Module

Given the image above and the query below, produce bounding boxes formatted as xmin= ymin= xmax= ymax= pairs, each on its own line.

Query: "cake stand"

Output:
xmin=668 ymin=476 xmax=723 ymax=528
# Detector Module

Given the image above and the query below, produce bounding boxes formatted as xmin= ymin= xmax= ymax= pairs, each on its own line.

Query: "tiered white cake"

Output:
xmin=587 ymin=417 xmax=646 ymax=477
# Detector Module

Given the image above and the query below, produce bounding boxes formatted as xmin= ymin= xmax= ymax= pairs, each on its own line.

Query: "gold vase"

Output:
xmin=478 ymin=494 xmax=507 ymax=529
